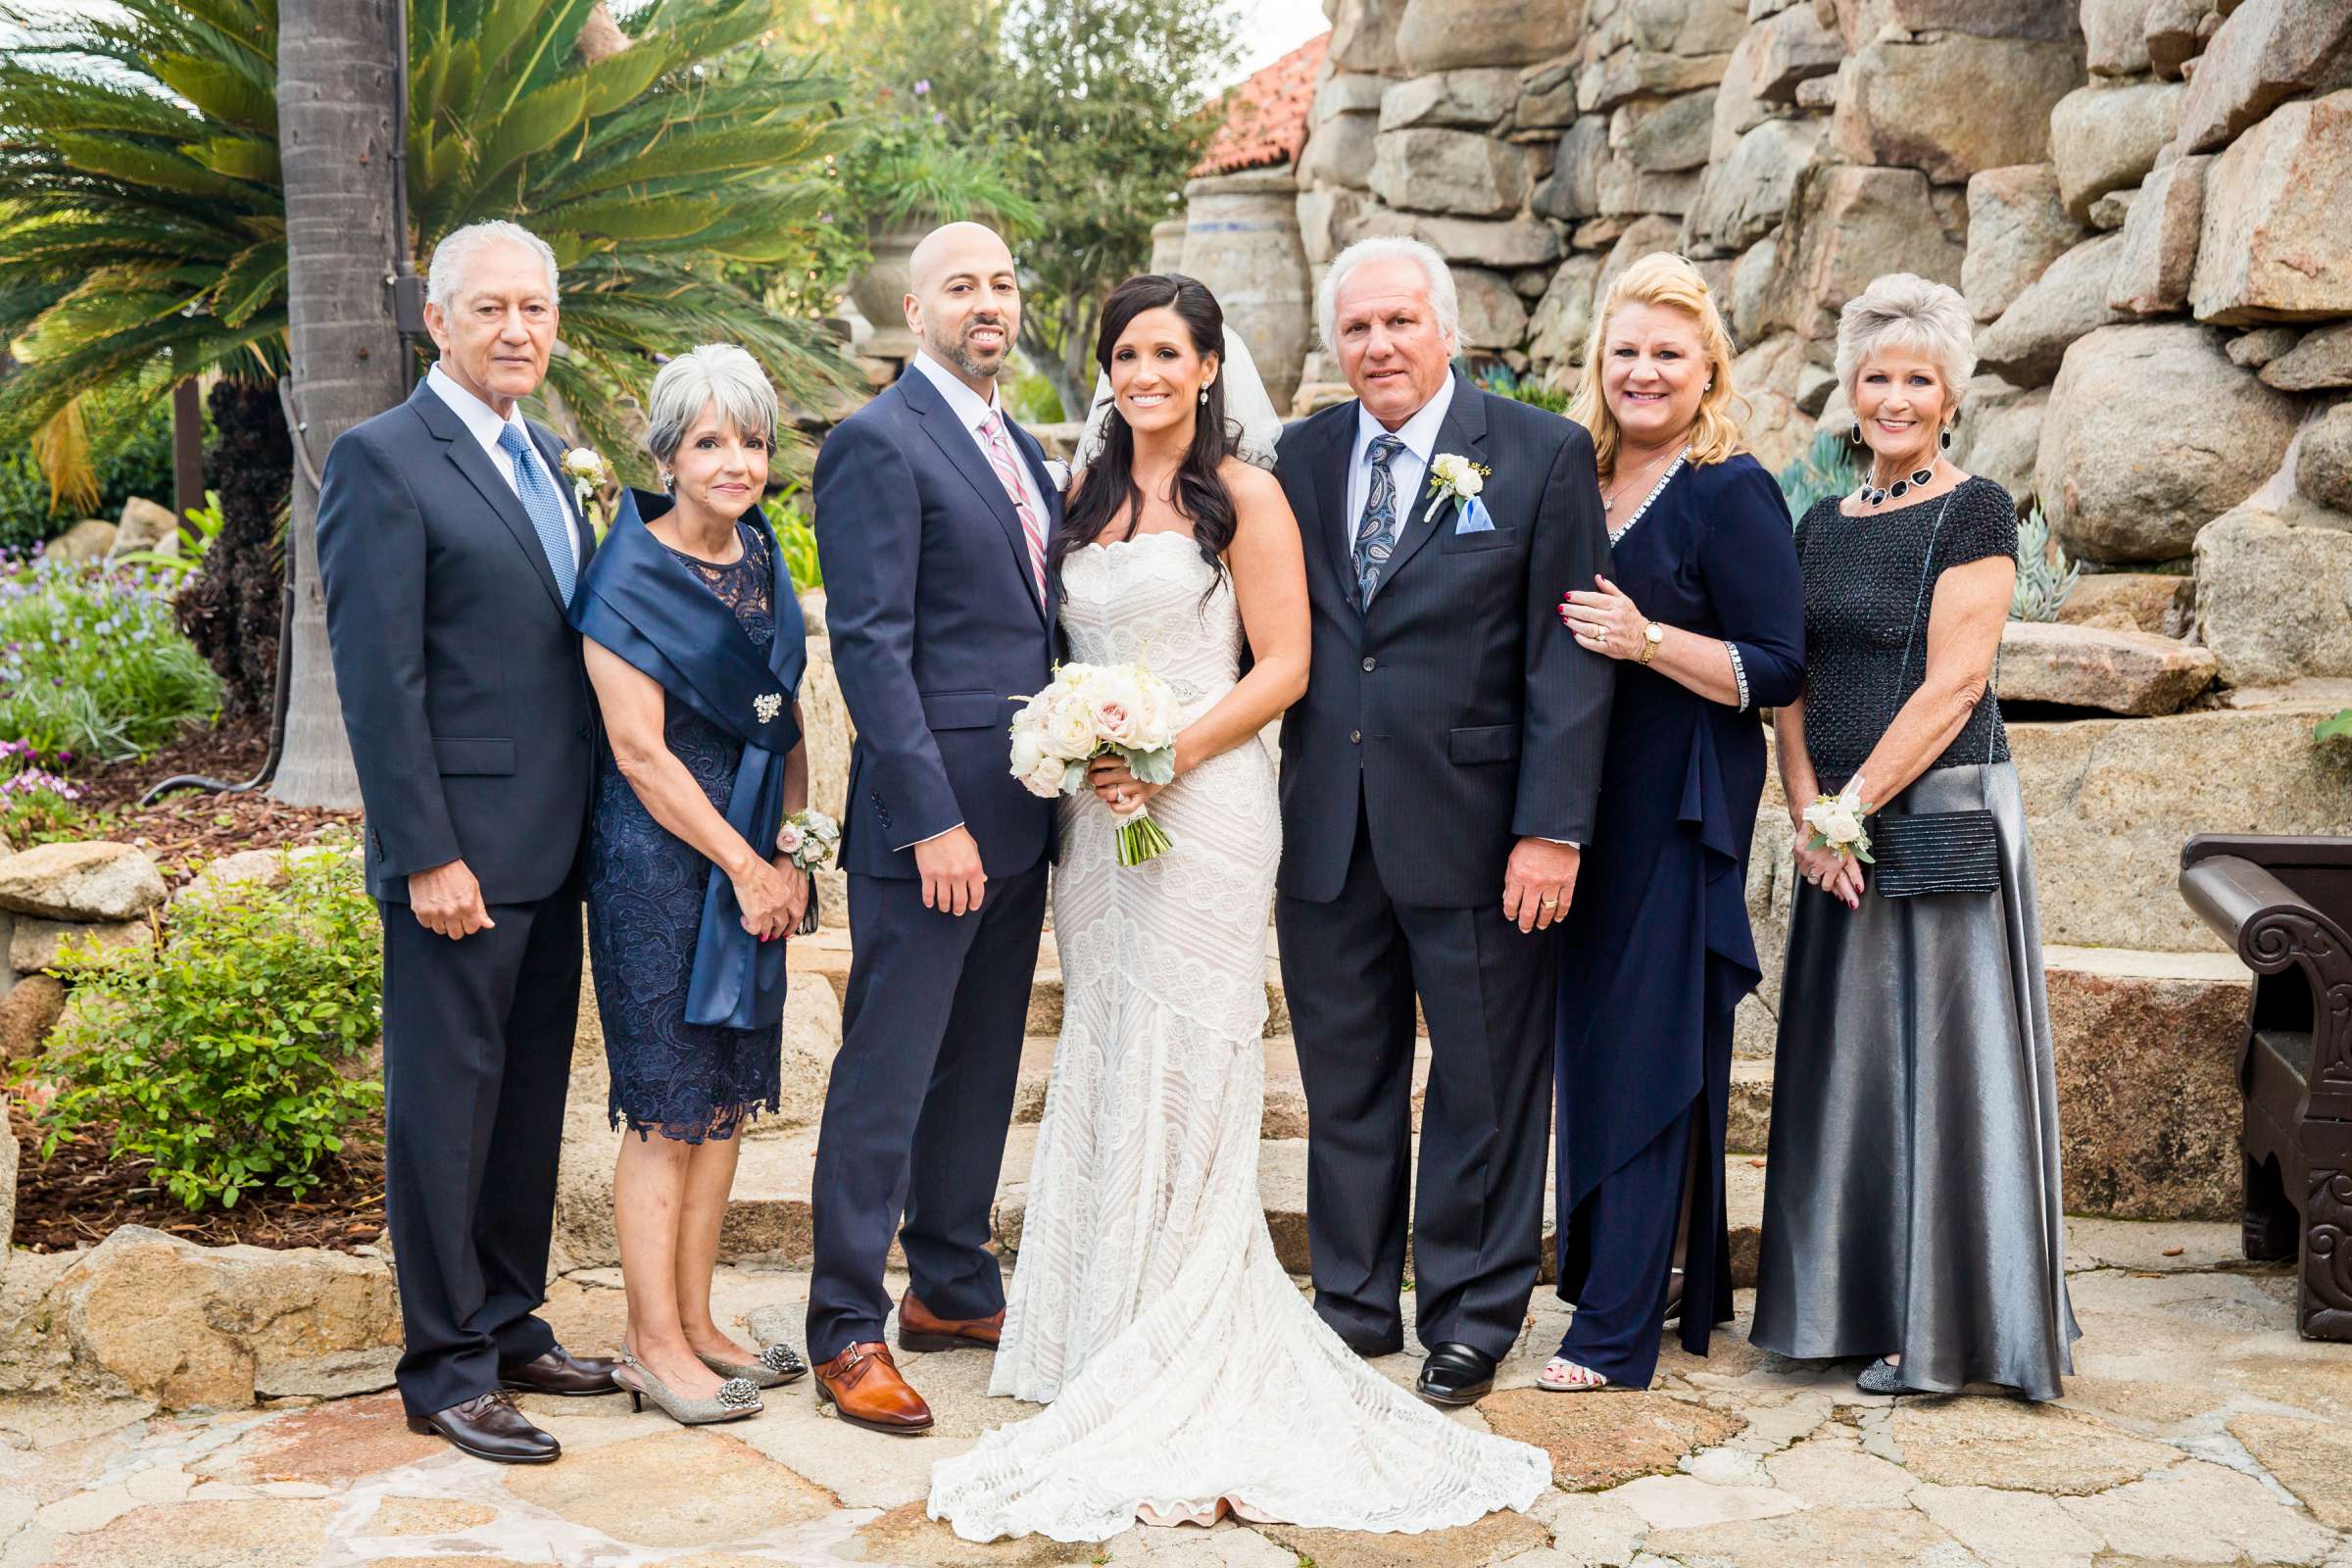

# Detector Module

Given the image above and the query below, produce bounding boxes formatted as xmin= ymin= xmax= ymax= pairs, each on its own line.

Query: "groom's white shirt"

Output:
xmin=1344 ymin=371 xmax=1456 ymax=550
xmin=425 ymin=362 xmax=581 ymax=571
xmin=910 ymin=350 xmax=1050 ymax=529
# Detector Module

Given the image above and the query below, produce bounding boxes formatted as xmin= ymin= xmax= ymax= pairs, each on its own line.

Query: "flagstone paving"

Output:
xmin=3 ymin=1221 xmax=2350 ymax=1567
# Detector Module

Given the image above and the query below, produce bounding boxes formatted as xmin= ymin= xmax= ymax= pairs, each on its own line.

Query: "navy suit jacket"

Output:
xmin=316 ymin=378 xmax=599 ymax=906
xmin=1273 ymin=376 xmax=1615 ymax=907
xmin=812 ymin=367 xmax=1060 ymax=880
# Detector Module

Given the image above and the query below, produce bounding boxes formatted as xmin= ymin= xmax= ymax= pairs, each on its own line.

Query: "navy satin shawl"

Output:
xmin=570 ymin=489 xmax=807 ymax=1030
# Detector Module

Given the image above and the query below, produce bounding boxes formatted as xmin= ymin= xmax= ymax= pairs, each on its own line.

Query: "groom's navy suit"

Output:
xmin=1274 ymin=372 xmax=1612 ymax=1362
xmin=806 ymin=358 xmax=1060 ymax=1363
xmin=316 ymin=371 xmax=599 ymax=1418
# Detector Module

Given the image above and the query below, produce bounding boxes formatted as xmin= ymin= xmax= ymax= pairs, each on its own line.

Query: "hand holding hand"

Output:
xmin=770 ymin=856 xmax=810 ymax=937
xmin=1088 ymin=755 xmax=1163 ymax=818
xmin=731 ymin=856 xmax=796 ymax=940
xmin=913 ymin=825 xmax=988 ymax=916
xmin=1559 ymin=573 xmax=1649 ymax=661
xmin=1502 ymin=838 xmax=1580 ymax=934
xmin=409 ymin=858 xmax=495 ymax=940
xmin=1793 ymin=842 xmax=1863 ymax=910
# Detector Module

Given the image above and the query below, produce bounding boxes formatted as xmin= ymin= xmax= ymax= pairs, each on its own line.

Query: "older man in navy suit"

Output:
xmin=804 ymin=222 xmax=1060 ymax=1433
xmin=317 ymin=220 xmax=618 ymax=1465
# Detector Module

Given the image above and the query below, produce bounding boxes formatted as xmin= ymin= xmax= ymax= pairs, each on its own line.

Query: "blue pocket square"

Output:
xmin=1452 ymin=495 xmax=1495 ymax=534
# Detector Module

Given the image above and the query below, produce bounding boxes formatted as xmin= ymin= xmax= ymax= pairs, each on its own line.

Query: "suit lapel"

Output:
xmin=901 ymin=369 xmax=1048 ymax=626
xmin=409 ymin=380 xmax=568 ymax=612
xmin=1305 ymin=409 xmax=1358 ymax=616
xmin=1375 ymin=376 xmax=1489 ymax=597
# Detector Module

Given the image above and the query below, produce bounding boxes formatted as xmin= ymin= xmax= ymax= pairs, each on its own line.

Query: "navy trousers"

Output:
xmin=805 ymin=863 xmax=1048 ymax=1363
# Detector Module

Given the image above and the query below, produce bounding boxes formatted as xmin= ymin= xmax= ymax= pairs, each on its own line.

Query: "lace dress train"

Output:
xmin=926 ymin=532 xmax=1550 ymax=1543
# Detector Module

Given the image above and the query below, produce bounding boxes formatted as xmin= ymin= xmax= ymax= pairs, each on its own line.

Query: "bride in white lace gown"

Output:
xmin=927 ymin=276 xmax=1550 ymax=1544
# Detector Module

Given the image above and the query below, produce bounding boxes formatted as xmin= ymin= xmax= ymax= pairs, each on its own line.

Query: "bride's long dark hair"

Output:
xmin=1050 ymin=272 xmax=1237 ymax=592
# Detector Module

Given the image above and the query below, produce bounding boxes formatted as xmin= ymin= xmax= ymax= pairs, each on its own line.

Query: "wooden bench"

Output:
xmin=2180 ymin=835 xmax=2352 ymax=1341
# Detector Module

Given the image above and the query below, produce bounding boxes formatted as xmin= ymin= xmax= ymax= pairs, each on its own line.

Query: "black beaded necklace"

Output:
xmin=1858 ymin=461 xmax=1936 ymax=508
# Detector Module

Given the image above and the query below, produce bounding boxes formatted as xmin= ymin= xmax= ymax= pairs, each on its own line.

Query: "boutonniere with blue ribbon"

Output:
xmin=1428 ymin=453 xmax=1494 ymax=533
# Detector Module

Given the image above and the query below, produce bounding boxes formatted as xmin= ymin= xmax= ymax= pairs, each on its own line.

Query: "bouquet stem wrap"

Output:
xmin=1115 ymin=806 xmax=1173 ymax=867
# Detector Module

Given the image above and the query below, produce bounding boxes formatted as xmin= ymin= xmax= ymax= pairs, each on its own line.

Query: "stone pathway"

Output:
xmin=4 ymin=1221 xmax=2349 ymax=1568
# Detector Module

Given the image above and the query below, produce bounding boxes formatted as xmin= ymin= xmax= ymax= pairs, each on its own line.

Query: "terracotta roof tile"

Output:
xmin=1197 ymin=31 xmax=1330 ymax=177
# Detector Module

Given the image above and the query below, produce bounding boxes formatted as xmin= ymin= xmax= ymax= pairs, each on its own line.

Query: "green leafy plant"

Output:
xmin=34 ymin=845 xmax=382 ymax=1210
xmin=2009 ymin=500 xmax=2080 ymax=622
xmin=0 ymin=387 xmax=184 ymax=552
xmin=1004 ymin=367 xmax=1068 ymax=425
xmin=0 ymin=738 xmax=108 ymax=843
xmin=0 ymin=0 xmax=857 ymax=476
xmin=114 ymin=488 xmax=225 ymax=581
xmin=2318 ymin=710 xmax=2352 ymax=746
xmin=836 ymin=110 xmax=1037 ymax=232
xmin=766 ymin=478 xmax=821 ymax=593
xmin=0 ymin=554 xmax=221 ymax=760
xmin=1774 ymin=428 xmax=1863 ymax=523
xmin=1475 ymin=365 xmax=1569 ymax=414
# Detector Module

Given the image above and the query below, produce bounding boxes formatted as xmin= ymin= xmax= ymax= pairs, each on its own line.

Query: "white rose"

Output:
xmin=1822 ymin=805 xmax=1862 ymax=844
xmin=1009 ymin=727 xmax=1047 ymax=779
xmin=564 ymin=447 xmax=604 ymax=481
xmin=1431 ymin=454 xmax=1462 ymax=484
xmin=1047 ymin=698 xmax=1098 ymax=760
xmin=1021 ymin=755 xmax=1070 ymax=798
xmin=1454 ymin=468 xmax=1484 ymax=498
xmin=776 ymin=822 xmax=807 ymax=857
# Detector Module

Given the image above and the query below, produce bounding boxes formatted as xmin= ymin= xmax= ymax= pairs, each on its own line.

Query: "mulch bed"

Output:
xmin=5 ymin=1098 xmax=386 ymax=1255
xmin=61 ymin=714 xmax=362 ymax=885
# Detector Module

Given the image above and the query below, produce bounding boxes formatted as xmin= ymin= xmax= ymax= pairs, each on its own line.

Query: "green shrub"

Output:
xmin=1774 ymin=428 xmax=1863 ymax=521
xmin=2010 ymin=500 xmax=2080 ymax=621
xmin=1004 ymin=369 xmax=1068 ymax=425
xmin=0 ymin=389 xmax=181 ymax=555
xmin=768 ymin=479 xmax=823 ymax=593
xmin=0 ymin=739 xmax=111 ymax=843
xmin=34 ymin=846 xmax=382 ymax=1210
xmin=1474 ymin=366 xmax=1570 ymax=414
xmin=0 ymin=555 xmax=221 ymax=760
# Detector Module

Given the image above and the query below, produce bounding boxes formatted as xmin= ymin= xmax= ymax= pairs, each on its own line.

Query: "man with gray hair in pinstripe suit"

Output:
xmin=1272 ymin=236 xmax=1615 ymax=1409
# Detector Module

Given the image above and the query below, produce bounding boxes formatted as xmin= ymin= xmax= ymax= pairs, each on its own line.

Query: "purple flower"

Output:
xmin=913 ymin=78 xmax=931 ymax=95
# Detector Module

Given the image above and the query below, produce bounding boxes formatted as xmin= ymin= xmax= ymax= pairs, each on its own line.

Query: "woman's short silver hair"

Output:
xmin=644 ymin=344 xmax=779 ymax=472
xmin=425 ymin=220 xmax=560 ymax=311
xmin=1317 ymin=236 xmax=1460 ymax=353
xmin=1835 ymin=272 xmax=1978 ymax=409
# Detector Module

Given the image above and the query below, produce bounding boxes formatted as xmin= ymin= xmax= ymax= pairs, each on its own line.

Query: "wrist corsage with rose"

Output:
xmin=1800 ymin=778 xmax=1875 ymax=869
xmin=775 ymin=808 xmax=840 ymax=935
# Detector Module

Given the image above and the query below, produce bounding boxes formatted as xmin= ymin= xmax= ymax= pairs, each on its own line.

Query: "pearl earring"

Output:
xmin=1199 ymin=387 xmax=1209 ymax=405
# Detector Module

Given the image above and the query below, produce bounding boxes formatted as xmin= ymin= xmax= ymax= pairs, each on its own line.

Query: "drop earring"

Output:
xmin=1199 ymin=387 xmax=1209 ymax=405
xmin=1939 ymin=423 xmax=1954 ymax=452
xmin=1850 ymin=422 xmax=1862 ymax=444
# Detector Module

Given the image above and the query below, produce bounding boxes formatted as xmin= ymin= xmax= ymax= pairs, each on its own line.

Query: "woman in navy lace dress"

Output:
xmin=573 ymin=345 xmax=812 ymax=1423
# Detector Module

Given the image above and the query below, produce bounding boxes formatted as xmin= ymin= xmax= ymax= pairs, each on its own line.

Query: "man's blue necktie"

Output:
xmin=497 ymin=423 xmax=577 ymax=604
xmin=1352 ymin=433 xmax=1406 ymax=608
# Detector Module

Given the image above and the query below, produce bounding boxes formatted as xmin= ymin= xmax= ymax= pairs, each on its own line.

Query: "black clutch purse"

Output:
xmin=1868 ymin=494 xmax=2001 ymax=901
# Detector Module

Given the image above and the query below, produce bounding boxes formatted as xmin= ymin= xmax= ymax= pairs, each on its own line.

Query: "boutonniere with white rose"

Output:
xmin=561 ymin=447 xmax=613 ymax=537
xmin=1801 ymin=777 xmax=1875 ymax=865
xmin=1428 ymin=453 xmax=1495 ymax=534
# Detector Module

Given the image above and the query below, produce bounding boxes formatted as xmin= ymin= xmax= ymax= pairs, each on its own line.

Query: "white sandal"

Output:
xmin=1537 ymin=1355 xmax=1610 ymax=1392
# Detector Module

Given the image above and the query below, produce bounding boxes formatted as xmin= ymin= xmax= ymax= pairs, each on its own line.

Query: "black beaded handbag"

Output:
xmin=1870 ymin=493 xmax=2001 ymax=900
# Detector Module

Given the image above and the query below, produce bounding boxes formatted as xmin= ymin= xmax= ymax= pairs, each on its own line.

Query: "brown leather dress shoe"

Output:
xmin=499 ymin=1343 xmax=622 ymax=1396
xmin=405 ymin=1390 xmax=560 ymax=1464
xmin=812 ymin=1341 xmax=934 ymax=1435
xmin=897 ymin=1290 xmax=1004 ymax=1352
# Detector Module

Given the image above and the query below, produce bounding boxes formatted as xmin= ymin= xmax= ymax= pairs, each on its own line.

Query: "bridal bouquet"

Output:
xmin=1007 ymin=662 xmax=1181 ymax=867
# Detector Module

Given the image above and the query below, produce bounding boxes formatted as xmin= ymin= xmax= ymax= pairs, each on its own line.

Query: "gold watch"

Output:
xmin=1639 ymin=621 xmax=1665 ymax=665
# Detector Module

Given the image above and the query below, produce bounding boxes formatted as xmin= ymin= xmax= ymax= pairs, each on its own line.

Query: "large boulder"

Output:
xmin=2106 ymin=153 xmax=2209 ymax=317
xmin=1453 ymin=267 xmax=1530 ymax=350
xmin=1531 ymin=115 xmax=1608 ymax=220
xmin=2048 ymin=79 xmax=2186 ymax=220
xmin=42 ymin=1226 xmax=401 ymax=1408
xmin=1594 ymin=215 xmax=1688 ymax=319
xmin=2299 ymin=401 xmax=2352 ymax=513
xmin=1525 ymin=253 xmax=1605 ymax=368
xmin=1368 ymin=127 xmax=1531 ymax=216
xmin=1740 ymin=4 xmax=1845 ymax=103
xmin=0 ymin=842 xmax=168 ymax=922
xmin=1377 ymin=69 xmax=1521 ymax=130
xmin=2188 ymin=88 xmax=2352 ymax=324
xmin=0 ymin=1120 xmax=13 ymax=1292
xmin=2142 ymin=0 xmax=2205 ymax=78
xmin=1949 ymin=377 xmax=2047 ymax=499
xmin=1298 ymin=109 xmax=1379 ymax=189
xmin=2173 ymin=0 xmax=2352 ymax=154
xmin=1832 ymin=30 xmax=2084 ymax=183
xmin=108 ymin=497 xmax=177 ymax=559
xmin=1769 ymin=164 xmax=1966 ymax=346
xmin=1358 ymin=211 xmax=1562 ymax=270
xmin=2036 ymin=321 xmax=2301 ymax=564
xmin=0 ymin=971 xmax=66 ymax=1061
xmin=44 ymin=519 xmax=115 ymax=563
xmin=1594 ymin=154 xmax=1702 ymax=218
xmin=1610 ymin=87 xmax=1718 ymax=172
xmin=1821 ymin=0 xmax=2084 ymax=49
xmin=1297 ymin=187 xmax=1375 ymax=268
xmin=1329 ymin=0 xmax=1406 ymax=74
xmin=2262 ymin=320 xmax=2352 ymax=391
xmin=2057 ymin=571 xmax=2195 ymax=637
xmin=1993 ymin=620 xmax=2217 ymax=715
xmin=1686 ymin=116 xmax=1823 ymax=252
xmin=10 ymin=916 xmax=155 ymax=975
xmin=1961 ymin=164 xmax=2093 ymax=323
xmin=1975 ymin=232 xmax=2129 ymax=386
xmin=2194 ymin=495 xmax=2352 ymax=685
xmin=1395 ymin=0 xmax=1582 ymax=73
xmin=2083 ymin=0 xmax=2154 ymax=75
xmin=799 ymin=637 xmax=854 ymax=826
xmin=1578 ymin=47 xmax=1734 ymax=116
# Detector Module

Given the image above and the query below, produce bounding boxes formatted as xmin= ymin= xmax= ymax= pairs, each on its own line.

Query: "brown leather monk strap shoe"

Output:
xmin=499 ymin=1343 xmax=621 ymax=1397
xmin=897 ymin=1290 xmax=1004 ymax=1352
xmin=404 ymin=1389 xmax=560 ymax=1464
xmin=812 ymin=1341 xmax=934 ymax=1435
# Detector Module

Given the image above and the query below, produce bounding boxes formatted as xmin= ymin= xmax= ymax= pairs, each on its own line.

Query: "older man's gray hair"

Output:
xmin=1316 ymin=236 xmax=1460 ymax=353
xmin=425 ymin=220 xmax=561 ymax=312
xmin=1834 ymin=272 xmax=1978 ymax=407
xmin=644 ymin=344 xmax=779 ymax=474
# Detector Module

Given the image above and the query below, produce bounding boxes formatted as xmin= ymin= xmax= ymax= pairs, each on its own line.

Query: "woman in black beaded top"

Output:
xmin=1750 ymin=273 xmax=2079 ymax=1401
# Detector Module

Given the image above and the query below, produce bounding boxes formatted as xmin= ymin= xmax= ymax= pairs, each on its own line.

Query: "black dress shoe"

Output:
xmin=405 ymin=1390 xmax=560 ymax=1464
xmin=1337 ymin=1332 xmax=1405 ymax=1359
xmin=1416 ymin=1342 xmax=1498 ymax=1407
xmin=499 ymin=1343 xmax=622 ymax=1396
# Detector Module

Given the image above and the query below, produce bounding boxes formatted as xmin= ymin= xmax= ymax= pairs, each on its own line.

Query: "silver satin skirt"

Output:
xmin=1750 ymin=761 xmax=2080 ymax=1399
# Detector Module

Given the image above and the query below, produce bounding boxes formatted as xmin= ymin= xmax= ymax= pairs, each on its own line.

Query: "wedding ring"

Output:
xmin=1540 ymin=895 xmax=1560 ymax=908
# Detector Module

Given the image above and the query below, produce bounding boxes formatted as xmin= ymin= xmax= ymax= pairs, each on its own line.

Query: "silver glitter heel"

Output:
xmin=697 ymin=1342 xmax=807 ymax=1389
xmin=614 ymin=1351 xmax=762 ymax=1424
xmin=1855 ymin=1357 xmax=1909 ymax=1396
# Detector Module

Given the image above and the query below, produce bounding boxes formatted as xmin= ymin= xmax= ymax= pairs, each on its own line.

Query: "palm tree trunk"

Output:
xmin=271 ymin=0 xmax=406 ymax=808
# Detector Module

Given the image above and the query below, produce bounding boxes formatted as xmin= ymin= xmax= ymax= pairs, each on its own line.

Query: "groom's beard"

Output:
xmin=930 ymin=315 xmax=1011 ymax=382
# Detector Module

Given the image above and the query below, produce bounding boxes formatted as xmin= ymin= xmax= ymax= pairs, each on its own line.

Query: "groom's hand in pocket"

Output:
xmin=409 ymin=858 xmax=495 ymax=940
xmin=914 ymin=825 xmax=987 ymax=917
xmin=1502 ymin=838 xmax=1579 ymax=934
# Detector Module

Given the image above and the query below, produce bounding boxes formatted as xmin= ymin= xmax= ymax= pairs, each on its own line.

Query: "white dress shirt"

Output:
xmin=910 ymin=350 xmax=1051 ymax=527
xmin=1344 ymin=371 xmax=1457 ymax=554
xmin=426 ymin=362 xmax=581 ymax=571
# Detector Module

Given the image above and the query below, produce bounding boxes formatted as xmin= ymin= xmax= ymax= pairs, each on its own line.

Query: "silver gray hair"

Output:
xmin=1317 ymin=236 xmax=1460 ymax=354
xmin=1835 ymin=272 xmax=1978 ymax=410
xmin=425 ymin=220 xmax=561 ymax=311
xmin=644 ymin=344 xmax=779 ymax=473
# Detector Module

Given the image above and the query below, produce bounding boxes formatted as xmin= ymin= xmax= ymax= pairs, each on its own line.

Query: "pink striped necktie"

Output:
xmin=979 ymin=411 xmax=1049 ymax=601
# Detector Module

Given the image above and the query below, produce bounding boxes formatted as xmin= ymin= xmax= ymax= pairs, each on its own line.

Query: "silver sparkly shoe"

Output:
xmin=1855 ymin=1356 xmax=1909 ymax=1396
xmin=697 ymin=1342 xmax=808 ymax=1389
xmin=614 ymin=1351 xmax=762 ymax=1424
